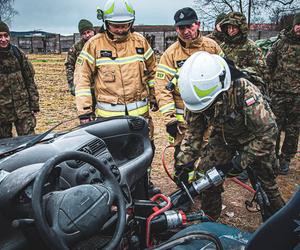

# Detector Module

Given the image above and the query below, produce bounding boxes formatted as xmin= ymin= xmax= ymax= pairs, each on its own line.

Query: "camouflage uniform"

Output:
xmin=206 ymin=31 xmax=225 ymax=45
xmin=65 ymin=39 xmax=86 ymax=95
xmin=0 ymin=45 xmax=39 ymax=139
xmin=266 ymin=28 xmax=300 ymax=167
xmin=176 ymin=78 xmax=284 ymax=219
xmin=220 ymin=12 xmax=268 ymax=93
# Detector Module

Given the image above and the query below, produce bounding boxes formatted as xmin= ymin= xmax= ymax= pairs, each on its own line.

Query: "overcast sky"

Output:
xmin=11 ymin=0 xmax=195 ymax=35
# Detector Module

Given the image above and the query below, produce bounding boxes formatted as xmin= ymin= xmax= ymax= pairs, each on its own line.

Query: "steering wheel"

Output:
xmin=32 ymin=151 xmax=126 ymax=250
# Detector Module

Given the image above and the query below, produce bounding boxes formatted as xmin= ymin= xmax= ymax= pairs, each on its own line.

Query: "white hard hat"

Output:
xmin=178 ymin=51 xmax=231 ymax=112
xmin=103 ymin=0 xmax=135 ymax=24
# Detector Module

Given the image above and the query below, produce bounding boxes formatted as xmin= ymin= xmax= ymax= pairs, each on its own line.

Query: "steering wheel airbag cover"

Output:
xmin=58 ymin=184 xmax=111 ymax=234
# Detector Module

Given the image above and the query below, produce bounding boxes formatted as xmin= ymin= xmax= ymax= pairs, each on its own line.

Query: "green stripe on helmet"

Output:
xmin=194 ymin=84 xmax=218 ymax=98
xmin=125 ymin=2 xmax=134 ymax=14
xmin=104 ymin=2 xmax=115 ymax=15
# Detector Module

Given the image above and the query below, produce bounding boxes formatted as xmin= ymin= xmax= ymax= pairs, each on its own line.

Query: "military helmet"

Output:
xmin=178 ymin=51 xmax=231 ymax=112
xmin=101 ymin=0 xmax=135 ymax=24
xmin=220 ymin=12 xmax=249 ymax=35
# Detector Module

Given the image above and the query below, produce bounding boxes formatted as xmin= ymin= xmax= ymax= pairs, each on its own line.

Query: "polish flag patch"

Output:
xmin=245 ymin=96 xmax=256 ymax=106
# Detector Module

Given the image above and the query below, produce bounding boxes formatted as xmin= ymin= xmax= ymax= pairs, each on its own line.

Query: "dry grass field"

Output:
xmin=30 ymin=53 xmax=299 ymax=233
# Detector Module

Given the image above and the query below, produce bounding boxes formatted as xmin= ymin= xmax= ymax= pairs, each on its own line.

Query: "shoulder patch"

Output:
xmin=156 ymin=71 xmax=165 ymax=80
xmin=100 ymin=50 xmax=112 ymax=58
xmin=136 ymin=47 xmax=145 ymax=54
xmin=176 ymin=59 xmax=186 ymax=68
xmin=245 ymin=96 xmax=256 ymax=106
xmin=76 ymin=57 xmax=84 ymax=66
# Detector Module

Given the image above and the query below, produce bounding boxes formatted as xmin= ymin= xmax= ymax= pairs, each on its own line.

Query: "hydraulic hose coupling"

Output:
xmin=192 ymin=167 xmax=224 ymax=194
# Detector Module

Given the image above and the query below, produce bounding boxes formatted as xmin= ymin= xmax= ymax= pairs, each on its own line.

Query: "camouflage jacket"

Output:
xmin=65 ymin=39 xmax=87 ymax=94
xmin=266 ymin=29 xmax=300 ymax=94
xmin=0 ymin=45 xmax=39 ymax=122
xmin=206 ymin=30 xmax=225 ymax=45
xmin=221 ymin=38 xmax=265 ymax=75
xmin=176 ymin=78 xmax=277 ymax=169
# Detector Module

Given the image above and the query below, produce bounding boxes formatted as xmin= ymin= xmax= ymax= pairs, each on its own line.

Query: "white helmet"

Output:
xmin=178 ymin=51 xmax=231 ymax=112
xmin=102 ymin=0 xmax=135 ymax=24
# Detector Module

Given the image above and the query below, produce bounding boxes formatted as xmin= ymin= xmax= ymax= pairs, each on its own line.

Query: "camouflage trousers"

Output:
xmin=271 ymin=93 xmax=300 ymax=163
xmin=0 ymin=114 xmax=36 ymax=139
xmin=199 ymin=134 xmax=285 ymax=220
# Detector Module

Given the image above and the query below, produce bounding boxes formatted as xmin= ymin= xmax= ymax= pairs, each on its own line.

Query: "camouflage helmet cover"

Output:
xmin=220 ymin=12 xmax=249 ymax=35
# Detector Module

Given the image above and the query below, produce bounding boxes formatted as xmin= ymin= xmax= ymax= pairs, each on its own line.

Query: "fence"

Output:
xmin=10 ymin=26 xmax=279 ymax=54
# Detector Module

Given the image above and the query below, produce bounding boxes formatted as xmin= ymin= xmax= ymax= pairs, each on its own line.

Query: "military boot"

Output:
xmin=236 ymin=170 xmax=249 ymax=183
xmin=278 ymin=160 xmax=290 ymax=175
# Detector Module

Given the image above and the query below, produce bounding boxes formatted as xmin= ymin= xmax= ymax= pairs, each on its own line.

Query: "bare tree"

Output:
xmin=0 ymin=0 xmax=17 ymax=22
xmin=193 ymin=0 xmax=300 ymax=30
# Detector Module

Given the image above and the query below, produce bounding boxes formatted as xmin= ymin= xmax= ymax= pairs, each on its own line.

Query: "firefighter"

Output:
xmin=74 ymin=0 xmax=159 ymax=195
xmin=155 ymin=7 xmax=223 ymax=171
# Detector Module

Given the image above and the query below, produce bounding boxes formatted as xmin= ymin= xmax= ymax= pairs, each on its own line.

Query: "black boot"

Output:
xmin=278 ymin=161 xmax=290 ymax=175
xmin=236 ymin=170 xmax=249 ymax=183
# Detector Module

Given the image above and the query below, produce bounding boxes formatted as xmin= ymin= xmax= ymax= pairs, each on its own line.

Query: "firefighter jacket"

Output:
xmin=155 ymin=33 xmax=223 ymax=126
xmin=74 ymin=31 xmax=156 ymax=117
xmin=0 ymin=45 xmax=39 ymax=122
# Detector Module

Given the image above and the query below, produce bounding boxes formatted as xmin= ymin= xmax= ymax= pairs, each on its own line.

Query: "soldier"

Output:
xmin=175 ymin=51 xmax=284 ymax=221
xmin=219 ymin=12 xmax=269 ymax=182
xmin=206 ymin=12 xmax=227 ymax=44
xmin=220 ymin=12 xmax=267 ymax=94
xmin=65 ymin=19 xmax=95 ymax=96
xmin=155 ymin=7 xmax=223 ymax=172
xmin=0 ymin=21 xmax=39 ymax=139
xmin=266 ymin=12 xmax=300 ymax=175
xmin=74 ymin=0 xmax=159 ymax=195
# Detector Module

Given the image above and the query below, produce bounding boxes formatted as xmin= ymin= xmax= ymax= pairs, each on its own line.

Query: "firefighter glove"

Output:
xmin=150 ymin=97 xmax=159 ymax=112
xmin=174 ymin=161 xmax=195 ymax=187
xmin=79 ymin=113 xmax=94 ymax=125
xmin=166 ymin=120 xmax=179 ymax=138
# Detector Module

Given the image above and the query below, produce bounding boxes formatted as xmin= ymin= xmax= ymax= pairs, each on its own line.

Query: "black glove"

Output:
xmin=166 ymin=120 xmax=179 ymax=138
xmin=78 ymin=113 xmax=94 ymax=124
xmin=215 ymin=154 xmax=243 ymax=178
xmin=174 ymin=161 xmax=195 ymax=186
xmin=68 ymin=83 xmax=75 ymax=96
xmin=150 ymin=98 xmax=159 ymax=112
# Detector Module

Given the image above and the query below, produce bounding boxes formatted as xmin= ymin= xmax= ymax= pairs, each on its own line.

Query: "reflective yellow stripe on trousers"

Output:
xmin=95 ymin=99 xmax=149 ymax=117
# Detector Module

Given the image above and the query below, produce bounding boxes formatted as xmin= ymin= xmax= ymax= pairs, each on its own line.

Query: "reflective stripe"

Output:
xmin=75 ymin=88 xmax=92 ymax=97
xmin=219 ymin=51 xmax=225 ymax=57
xmin=96 ymin=55 xmax=144 ymax=66
xmin=80 ymin=51 xmax=94 ymax=64
xmin=95 ymin=99 xmax=149 ymax=117
xmin=176 ymin=108 xmax=184 ymax=115
xmin=157 ymin=64 xmax=177 ymax=75
xmin=176 ymin=114 xmax=184 ymax=122
xmin=148 ymin=79 xmax=155 ymax=87
xmin=144 ymin=47 xmax=154 ymax=60
xmin=175 ymin=108 xmax=184 ymax=122
xmin=159 ymin=102 xmax=175 ymax=114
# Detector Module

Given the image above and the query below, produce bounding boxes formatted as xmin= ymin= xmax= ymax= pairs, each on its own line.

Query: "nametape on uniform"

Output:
xmin=136 ymin=47 xmax=145 ymax=54
xmin=156 ymin=71 xmax=165 ymax=79
xmin=76 ymin=57 xmax=84 ymax=66
xmin=176 ymin=60 xmax=186 ymax=68
xmin=100 ymin=50 xmax=112 ymax=58
xmin=245 ymin=96 xmax=256 ymax=106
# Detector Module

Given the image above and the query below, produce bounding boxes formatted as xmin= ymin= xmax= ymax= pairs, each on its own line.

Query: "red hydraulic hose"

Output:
xmin=162 ymin=145 xmax=256 ymax=194
xmin=228 ymin=177 xmax=256 ymax=194
xmin=146 ymin=194 xmax=172 ymax=248
xmin=162 ymin=144 xmax=175 ymax=182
